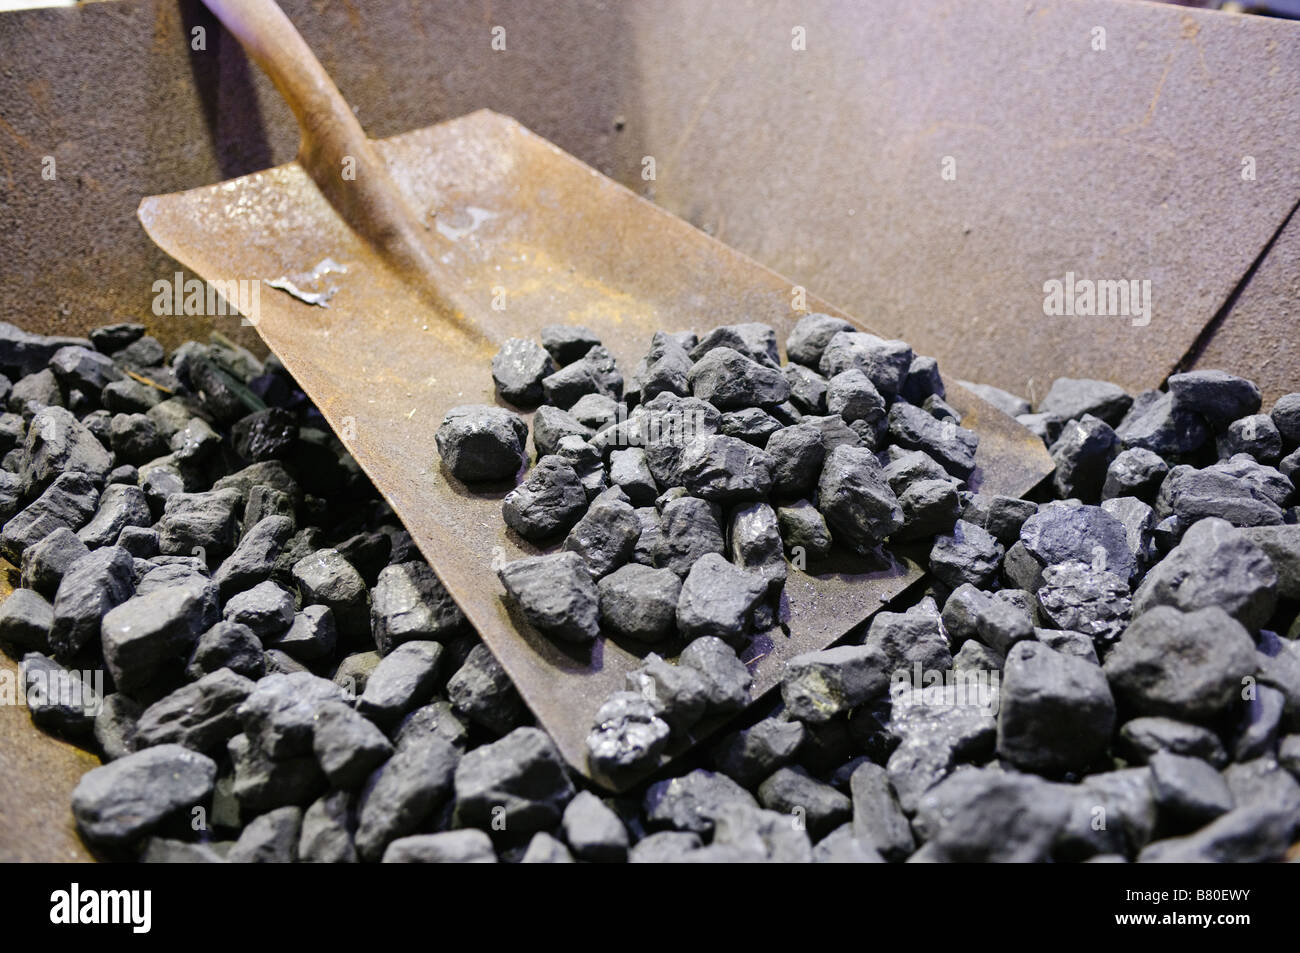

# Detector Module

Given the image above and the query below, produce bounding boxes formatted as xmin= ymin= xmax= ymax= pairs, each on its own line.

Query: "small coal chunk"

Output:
xmin=1136 ymin=805 xmax=1298 ymax=863
xmin=236 ymin=671 xmax=349 ymax=760
xmin=0 ymin=588 xmax=54 ymax=651
xmin=21 ymin=652 xmax=100 ymax=737
xmin=77 ymin=483 xmax=151 ymax=548
xmin=49 ymin=544 xmax=136 ymax=658
xmin=1037 ymin=377 xmax=1132 ymax=426
xmin=781 ymin=644 xmax=889 ymax=723
xmin=818 ymin=332 xmax=913 ymax=399
xmin=1036 ymin=560 xmax=1132 ymax=651
xmin=643 ymin=769 xmax=758 ymax=835
xmin=826 ymin=369 xmax=886 ymax=427
xmin=292 ymin=548 xmax=371 ymax=643
xmin=959 ymin=493 xmax=1037 ymax=545
xmin=1167 ymin=369 xmax=1261 ymax=427
xmin=1103 ymin=605 xmax=1256 ymax=723
xmin=71 ymin=744 xmax=216 ymax=846
xmin=491 ymin=337 xmax=556 ymax=406
xmin=777 ymin=499 xmax=833 ymax=562
xmin=1049 ymin=414 xmax=1119 ymax=501
xmin=631 ymin=331 xmax=693 ymax=403
xmin=134 ymin=668 xmax=254 ymax=754
xmin=996 ymin=641 xmax=1115 ymax=775
xmin=395 ymin=700 xmax=470 ymax=751
xmin=447 ymin=642 xmax=527 ymax=734
xmin=541 ymin=345 xmax=623 ymax=408
xmin=356 ymin=641 xmax=443 ymax=726
xmin=562 ymin=790 xmax=629 ymax=862
xmin=782 ymin=364 xmax=829 ymax=414
xmin=786 ymin=313 xmax=854 ymax=367
xmin=1114 ymin=389 xmax=1208 ymax=456
xmin=586 ymin=691 xmax=671 ymax=778
xmin=563 ymin=495 xmax=640 ymax=578
xmin=498 ymin=551 xmax=599 ymax=644
xmin=712 ymin=717 xmax=803 ymax=787
xmin=887 ymin=402 xmax=978 ymax=478
xmin=847 ymin=761 xmax=915 ymax=860
xmin=541 ymin=324 xmax=602 ymax=365
xmin=89 ymin=322 xmax=146 ymax=353
xmin=435 ymin=404 xmax=528 ymax=482
xmin=929 ymin=520 xmax=1004 ymax=590
xmin=655 ymin=495 xmax=724 ymax=575
xmin=687 ymin=347 xmax=789 ymax=409
xmin=1149 ymin=751 xmax=1234 ymax=826
xmin=312 ymin=700 xmax=394 ymax=788
xmin=228 ymin=732 xmax=325 ymax=813
xmin=20 ymin=526 xmax=88 ymax=598
xmin=597 ymin=562 xmax=680 ymax=642
xmin=1158 ymin=457 xmax=1290 ymax=528
xmin=626 ymin=652 xmax=712 ymax=731
xmin=676 ymin=553 xmax=769 ymax=644
xmin=1102 ymin=447 xmax=1168 ymax=503
xmin=895 ymin=479 xmax=961 ymax=541
xmin=232 ymin=408 xmax=298 ymax=462
xmin=766 ymin=424 xmax=825 ymax=498
xmin=453 ymin=726 xmax=574 ymax=833
xmin=3 ymin=471 xmax=100 ymax=563
xmin=355 ymin=731 xmax=460 ymax=861
xmin=1132 ymin=517 xmax=1276 ymax=630
xmin=520 ymin=831 xmax=575 ymax=863
xmin=1118 ymin=716 xmax=1228 ymax=767
xmin=757 ymin=766 xmax=850 ymax=839
xmin=226 ymin=805 xmax=302 ymax=863
xmin=817 ymin=445 xmax=903 ymax=553
xmin=865 ymin=608 xmax=952 ymax=674
xmin=223 ymin=580 xmax=295 ymax=641
xmin=186 ymin=620 xmax=265 ymax=680
xmin=370 ymin=561 xmax=466 ymax=654
xmin=20 ymin=405 xmax=112 ymax=496
xmin=157 ymin=488 xmax=242 ymax=562
xmin=214 ymin=514 xmax=293 ymax=598
xmin=383 ymin=830 xmax=496 ymax=863
xmin=1218 ymin=413 xmax=1282 ymax=463
xmin=501 ymin=454 xmax=587 ymax=541
xmin=902 ymin=355 xmax=946 ymax=405
xmin=1019 ymin=499 xmax=1137 ymax=583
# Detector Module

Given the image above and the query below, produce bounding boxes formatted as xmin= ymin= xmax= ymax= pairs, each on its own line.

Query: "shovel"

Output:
xmin=138 ymin=0 xmax=1052 ymax=790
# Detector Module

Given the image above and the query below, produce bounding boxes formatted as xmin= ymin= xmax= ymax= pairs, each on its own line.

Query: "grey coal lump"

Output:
xmin=71 ymin=744 xmax=216 ymax=846
xmin=501 ymin=455 xmax=587 ymax=541
xmin=816 ymin=445 xmax=903 ymax=553
xmin=453 ymin=726 xmax=575 ymax=833
xmin=498 ymin=552 xmax=600 ymax=644
xmin=491 ymin=337 xmax=556 ymax=406
xmin=435 ymin=404 xmax=528 ymax=482
xmin=781 ymin=644 xmax=889 ymax=723
xmin=597 ymin=562 xmax=681 ymax=642
xmin=586 ymin=691 xmax=671 ymax=777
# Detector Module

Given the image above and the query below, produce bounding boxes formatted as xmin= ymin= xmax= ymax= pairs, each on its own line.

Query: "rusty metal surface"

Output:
xmin=3 ymin=0 xmax=1300 ymax=402
xmin=0 ymin=567 xmax=100 ymax=863
xmin=139 ymin=110 xmax=1052 ymax=789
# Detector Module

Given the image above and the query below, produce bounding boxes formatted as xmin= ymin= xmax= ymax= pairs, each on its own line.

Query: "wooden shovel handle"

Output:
xmin=202 ymin=0 xmax=445 ymax=291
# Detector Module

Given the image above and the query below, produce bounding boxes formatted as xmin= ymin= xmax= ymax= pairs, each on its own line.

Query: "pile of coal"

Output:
xmin=3 ymin=313 xmax=1299 ymax=864
xmin=444 ymin=317 xmax=976 ymax=775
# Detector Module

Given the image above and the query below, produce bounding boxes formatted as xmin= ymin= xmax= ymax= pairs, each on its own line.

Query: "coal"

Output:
xmin=332 ymin=651 xmax=382 ymax=698
xmin=396 ymin=700 xmax=470 ymax=752
xmin=18 ymin=526 xmax=88 ymax=599
xmin=356 ymin=641 xmax=443 ymax=726
xmin=885 ymin=690 xmax=998 ymax=814
xmin=541 ymin=324 xmax=602 ymax=365
xmin=1118 ymin=716 xmax=1228 ymax=767
xmin=446 ymin=642 xmax=526 ymax=734
xmin=817 ymin=445 xmax=902 ymax=553
xmin=134 ymin=668 xmax=254 ymax=754
xmin=498 ymin=551 xmax=599 ymax=644
xmin=781 ymin=644 xmax=889 ymax=724
xmin=491 ymin=337 xmax=556 ymax=406
xmin=929 ymin=520 xmax=1003 ymax=590
xmin=1099 ymin=495 xmax=1159 ymax=571
xmin=49 ymin=544 xmax=136 ymax=658
xmin=21 ymin=652 xmax=100 ymax=737
xmin=785 ymin=314 xmax=854 ymax=367
xmin=1136 ymin=804 xmax=1300 ymax=863
xmin=311 ymin=701 xmax=394 ymax=788
xmin=383 ymin=830 xmax=497 ymax=863
xmin=292 ymin=548 xmax=371 ymax=643
xmin=864 ymin=608 xmax=952 ymax=674
xmin=561 ymin=790 xmax=629 ymax=862
xmin=1037 ymin=378 xmax=1132 ymax=426
xmin=226 ymin=805 xmax=302 ymax=863
xmin=2 ymin=471 xmax=100 ymax=562
xmin=675 ymin=553 xmax=770 ymax=644
xmin=236 ymin=671 xmax=349 ymax=760
xmin=77 ymin=483 xmax=151 ymax=549
xmin=71 ymin=744 xmax=216 ymax=846
xmin=20 ymin=406 xmax=113 ymax=497
xmin=596 ymin=563 xmax=680 ymax=642
xmin=1218 ymin=413 xmax=1282 ymax=463
xmin=687 ymin=347 xmax=789 ymax=409
xmin=712 ymin=717 xmax=804 ymax=787
xmin=435 ymin=404 xmax=528 ymax=482
xmin=501 ymin=454 xmax=587 ymax=541
xmin=757 ymin=766 xmax=850 ymax=839
xmin=355 ymin=731 xmax=460 ymax=862
xmin=1167 ymin=369 xmax=1261 ymax=427
xmin=157 ymin=488 xmax=242 ymax=561
xmin=654 ymin=495 xmax=724 ymax=575
xmin=678 ymin=636 xmax=753 ymax=712
xmin=996 ymin=641 xmax=1115 ymax=775
xmin=223 ymin=580 xmax=295 ymax=641
xmin=782 ymin=364 xmax=829 ymax=414
xmin=766 ymin=423 xmax=825 ymax=498
xmin=1114 ymin=389 xmax=1208 ymax=456
xmin=369 ymin=561 xmax=466 ymax=654
xmin=643 ymin=769 xmax=758 ymax=835
xmin=690 ymin=323 xmax=780 ymax=368
xmin=630 ymin=332 xmax=692 ymax=403
xmin=586 ymin=691 xmax=671 ymax=778
xmin=563 ymin=495 xmax=640 ymax=578
xmin=912 ymin=768 xmax=1068 ymax=862
xmin=0 ymin=587 xmax=53 ymax=651
xmin=1132 ymin=517 xmax=1277 ymax=630
xmin=848 ymin=761 xmax=915 ymax=861
xmin=186 ymin=621 xmax=265 ymax=681
xmin=776 ymin=499 xmax=833 ymax=562
xmin=1103 ymin=605 xmax=1257 ymax=723
xmin=453 ymin=726 xmax=574 ymax=833
xmin=1036 ymin=560 xmax=1132 ymax=650
xmin=541 ymin=344 xmax=623 ymax=408
xmin=1049 ymin=414 xmax=1119 ymax=500
xmin=676 ymin=434 xmax=774 ymax=502
xmin=1018 ymin=500 xmax=1137 ymax=583
xmin=607 ymin=447 xmax=657 ymax=505
xmin=887 ymin=402 xmax=978 ymax=478
xmin=959 ymin=493 xmax=1037 ymax=545
xmin=625 ymin=653 xmax=710 ymax=731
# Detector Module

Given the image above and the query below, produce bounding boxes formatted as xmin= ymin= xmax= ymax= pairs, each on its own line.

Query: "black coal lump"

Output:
xmin=223 ymin=580 xmax=295 ymax=641
xmin=76 ymin=483 xmax=151 ymax=549
xmin=311 ymin=700 xmax=394 ymax=789
xmin=157 ymin=488 xmax=242 ymax=562
xmin=719 ymin=407 xmax=782 ymax=446
xmin=1115 ymin=389 xmax=1209 ymax=456
xmin=605 ymin=447 xmax=655 ymax=505
xmin=541 ymin=324 xmax=602 ymax=365
xmin=19 ymin=525 xmax=89 ymax=598
xmin=355 ymin=730 xmax=460 ymax=862
xmin=356 ymin=641 xmax=443 ymax=726
xmin=49 ymin=544 xmax=136 ymax=658
xmin=895 ymin=478 xmax=961 ymax=542
xmin=21 ymin=651 xmax=101 ymax=737
xmin=630 ymin=331 xmax=692 ymax=404
xmin=452 ymin=726 xmax=575 ymax=833
xmin=1036 ymin=378 xmax=1132 ymax=427
xmin=1217 ymin=413 xmax=1282 ymax=463
xmin=71 ymin=744 xmax=216 ymax=847
xmin=655 ymin=495 xmax=724 ymax=575
xmin=1148 ymin=751 xmax=1234 ymax=827
xmin=642 ymin=769 xmax=758 ymax=835
xmin=818 ymin=331 xmax=913 ymax=399
xmin=887 ymin=402 xmax=978 ymax=478
xmin=1049 ymin=414 xmax=1119 ymax=501
xmin=826 ymin=369 xmax=886 ymax=428
xmin=94 ymin=694 xmax=142 ymax=761
xmin=676 ymin=553 xmax=770 ymax=644
xmin=186 ymin=620 xmax=266 ymax=681
xmin=0 ymin=587 xmax=54 ymax=651
xmin=434 ymin=404 xmax=528 ymax=482
xmin=395 ymin=700 xmax=470 ymax=752
xmin=712 ymin=717 xmax=804 ymax=787
xmin=89 ymin=322 xmax=145 ymax=354
xmin=292 ymin=548 xmax=371 ymax=643
xmin=1102 ymin=447 xmax=1168 ymax=502
xmin=597 ymin=563 xmax=680 ymax=642
xmin=816 ymin=445 xmax=903 ymax=553
xmin=214 ymin=514 xmax=294 ymax=599
xmin=133 ymin=668 xmax=254 ymax=754
xmin=2 ymin=471 xmax=100 ymax=563
xmin=1035 ymin=560 xmax=1131 ymax=650
xmin=765 ymin=423 xmax=825 ymax=499
xmin=687 ymin=347 xmax=789 ymax=409
xmin=782 ymin=363 xmax=829 ymax=415
xmin=626 ymin=653 xmax=712 ymax=731
xmin=1167 ymin=370 xmax=1262 ymax=428
xmin=555 ymin=434 xmax=607 ymax=499
xmin=586 ymin=691 xmax=671 ymax=778
xmin=232 ymin=408 xmax=298 ymax=463
xmin=446 ymin=642 xmax=526 ymax=734
xmin=501 ymin=454 xmax=587 ymax=541
xmin=780 ymin=644 xmax=889 ymax=723
xmin=561 ymin=790 xmax=629 ymax=862
xmin=757 ymin=766 xmax=850 ymax=840
xmin=20 ymin=405 xmax=113 ymax=497
xmin=235 ymin=670 xmax=349 ymax=760
xmin=679 ymin=635 xmax=753 ymax=712
xmin=370 ymin=561 xmax=466 ymax=654
xmin=491 ymin=337 xmax=556 ymax=406
xmin=541 ymin=345 xmax=623 ymax=408
xmin=776 ymin=499 xmax=833 ymax=562
xmin=786 ymin=313 xmax=855 ymax=368
xmin=498 ymin=551 xmax=600 ymax=644
xmin=562 ymin=494 xmax=640 ymax=578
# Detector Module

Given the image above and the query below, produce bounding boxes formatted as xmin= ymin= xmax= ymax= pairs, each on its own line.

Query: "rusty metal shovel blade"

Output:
xmin=139 ymin=108 xmax=1051 ymax=789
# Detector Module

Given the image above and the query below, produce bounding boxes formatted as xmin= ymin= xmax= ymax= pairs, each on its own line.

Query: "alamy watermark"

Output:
xmin=152 ymin=271 xmax=261 ymax=326
xmin=889 ymin=662 xmax=1000 ymax=715
xmin=1042 ymin=271 xmax=1151 ymax=327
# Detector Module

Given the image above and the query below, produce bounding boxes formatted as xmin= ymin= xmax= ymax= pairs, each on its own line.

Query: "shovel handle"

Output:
xmin=202 ymin=0 xmax=447 ymax=294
